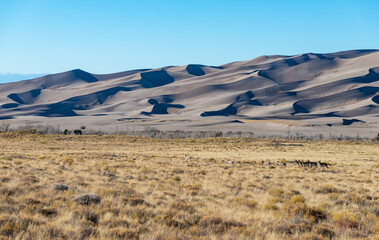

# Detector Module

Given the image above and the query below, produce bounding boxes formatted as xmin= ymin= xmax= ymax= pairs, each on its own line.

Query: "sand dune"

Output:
xmin=1 ymin=49 xmax=379 ymax=136
xmin=8 ymin=89 xmax=41 ymax=104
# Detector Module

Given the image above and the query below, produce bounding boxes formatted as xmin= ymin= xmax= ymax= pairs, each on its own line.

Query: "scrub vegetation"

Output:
xmin=0 ymin=131 xmax=378 ymax=239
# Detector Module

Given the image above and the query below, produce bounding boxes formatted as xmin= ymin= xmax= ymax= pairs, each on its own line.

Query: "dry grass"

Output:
xmin=0 ymin=132 xmax=378 ymax=239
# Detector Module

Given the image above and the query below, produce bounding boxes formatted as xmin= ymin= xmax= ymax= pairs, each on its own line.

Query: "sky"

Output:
xmin=0 ymin=0 xmax=378 ymax=79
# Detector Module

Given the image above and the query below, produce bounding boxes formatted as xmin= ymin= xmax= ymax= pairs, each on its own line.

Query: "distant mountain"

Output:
xmin=0 ymin=50 xmax=379 ymax=135
xmin=0 ymin=73 xmax=47 ymax=84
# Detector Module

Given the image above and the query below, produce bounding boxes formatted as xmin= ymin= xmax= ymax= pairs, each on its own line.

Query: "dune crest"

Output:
xmin=1 ymin=49 xmax=379 ymax=135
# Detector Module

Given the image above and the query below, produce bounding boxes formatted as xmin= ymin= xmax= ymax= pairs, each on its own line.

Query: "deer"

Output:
xmin=277 ymin=161 xmax=287 ymax=167
xmin=263 ymin=160 xmax=271 ymax=165
xmin=319 ymin=161 xmax=329 ymax=168
xmin=308 ymin=160 xmax=318 ymax=168
xmin=302 ymin=160 xmax=309 ymax=167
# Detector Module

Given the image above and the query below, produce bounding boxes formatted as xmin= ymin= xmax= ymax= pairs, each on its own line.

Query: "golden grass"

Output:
xmin=0 ymin=132 xmax=378 ymax=239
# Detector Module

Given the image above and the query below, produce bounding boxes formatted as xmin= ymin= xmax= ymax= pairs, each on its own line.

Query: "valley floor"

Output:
xmin=0 ymin=133 xmax=378 ymax=239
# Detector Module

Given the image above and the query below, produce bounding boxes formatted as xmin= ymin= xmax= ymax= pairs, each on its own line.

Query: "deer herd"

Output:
xmin=261 ymin=160 xmax=329 ymax=168
xmin=295 ymin=160 xmax=329 ymax=168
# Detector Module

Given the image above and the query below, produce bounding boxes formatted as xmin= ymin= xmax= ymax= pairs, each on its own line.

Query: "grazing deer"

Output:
xmin=263 ymin=160 xmax=271 ymax=165
xmin=319 ymin=161 xmax=329 ymax=168
xmin=309 ymin=160 xmax=318 ymax=168
xmin=277 ymin=161 xmax=287 ymax=167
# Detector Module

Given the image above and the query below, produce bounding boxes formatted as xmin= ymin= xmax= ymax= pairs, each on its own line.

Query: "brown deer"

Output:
xmin=309 ymin=160 xmax=318 ymax=168
xmin=295 ymin=160 xmax=301 ymax=167
xmin=302 ymin=160 xmax=309 ymax=167
xmin=319 ymin=161 xmax=329 ymax=168
xmin=277 ymin=161 xmax=287 ymax=167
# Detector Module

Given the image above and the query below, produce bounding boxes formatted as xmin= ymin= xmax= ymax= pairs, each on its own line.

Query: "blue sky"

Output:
xmin=0 ymin=0 xmax=378 ymax=77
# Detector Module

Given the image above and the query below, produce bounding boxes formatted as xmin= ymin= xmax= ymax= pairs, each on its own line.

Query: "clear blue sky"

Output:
xmin=0 ymin=0 xmax=378 ymax=75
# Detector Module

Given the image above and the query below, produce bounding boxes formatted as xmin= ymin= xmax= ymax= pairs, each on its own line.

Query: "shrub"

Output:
xmin=315 ymin=224 xmax=336 ymax=239
xmin=269 ymin=196 xmax=283 ymax=204
xmin=123 ymin=195 xmax=148 ymax=206
xmin=315 ymin=184 xmax=340 ymax=194
xmin=275 ymin=219 xmax=312 ymax=235
xmin=374 ymin=220 xmax=379 ymax=233
xmin=54 ymin=183 xmax=69 ymax=191
xmin=168 ymin=200 xmax=195 ymax=213
xmin=264 ymin=202 xmax=278 ymax=211
xmin=79 ymin=226 xmax=97 ymax=239
xmin=100 ymin=219 xmax=129 ymax=228
xmin=107 ymin=228 xmax=139 ymax=240
xmin=233 ymin=197 xmax=258 ymax=209
xmin=40 ymin=208 xmax=58 ymax=218
xmin=344 ymin=193 xmax=366 ymax=205
xmin=84 ymin=210 xmax=99 ymax=225
xmin=0 ymin=216 xmax=18 ymax=237
xmin=73 ymin=194 xmax=101 ymax=205
xmin=332 ymin=211 xmax=359 ymax=229
xmin=173 ymin=176 xmax=181 ymax=181
xmin=268 ymin=187 xmax=284 ymax=197
xmin=63 ymin=157 xmax=74 ymax=166
xmin=284 ymin=203 xmax=327 ymax=223
xmin=126 ymin=208 xmax=155 ymax=224
xmin=121 ymin=187 xmax=137 ymax=195
xmin=291 ymin=195 xmax=306 ymax=204
xmin=159 ymin=212 xmax=201 ymax=230
xmin=197 ymin=215 xmax=245 ymax=234
xmin=327 ymin=192 xmax=339 ymax=200
xmin=72 ymin=209 xmax=99 ymax=226
xmin=40 ymin=223 xmax=65 ymax=239
xmin=0 ymin=176 xmax=10 ymax=183
xmin=183 ymin=183 xmax=202 ymax=191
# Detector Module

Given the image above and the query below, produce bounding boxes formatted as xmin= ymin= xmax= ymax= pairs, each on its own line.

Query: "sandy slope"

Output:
xmin=1 ymin=50 xmax=379 ymax=136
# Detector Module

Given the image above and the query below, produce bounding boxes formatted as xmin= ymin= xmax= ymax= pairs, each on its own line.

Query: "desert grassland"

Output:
xmin=0 ymin=133 xmax=378 ymax=240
